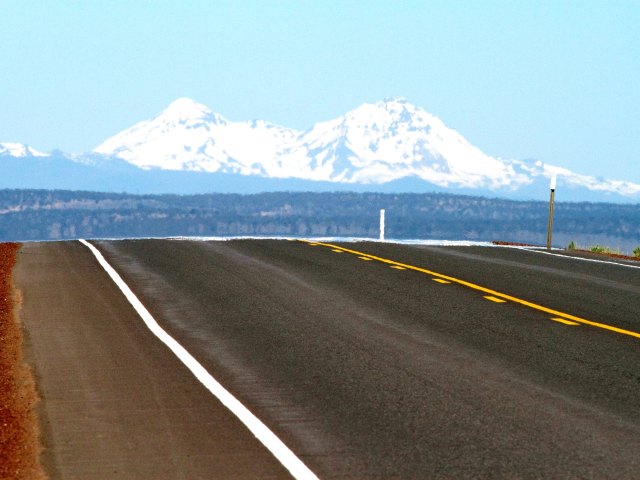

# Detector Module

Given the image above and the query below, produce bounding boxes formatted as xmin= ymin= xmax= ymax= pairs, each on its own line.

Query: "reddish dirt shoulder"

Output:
xmin=0 ymin=243 xmax=44 ymax=480
xmin=492 ymin=240 xmax=542 ymax=247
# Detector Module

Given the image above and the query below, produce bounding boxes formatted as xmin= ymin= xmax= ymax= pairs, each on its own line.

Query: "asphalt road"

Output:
xmin=20 ymin=240 xmax=640 ymax=479
xmin=85 ymin=239 xmax=640 ymax=479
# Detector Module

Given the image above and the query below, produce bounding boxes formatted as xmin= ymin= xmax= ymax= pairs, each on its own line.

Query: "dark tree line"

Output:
xmin=0 ymin=189 xmax=638 ymax=252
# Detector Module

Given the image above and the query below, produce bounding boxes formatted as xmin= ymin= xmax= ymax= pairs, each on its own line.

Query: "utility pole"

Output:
xmin=546 ymin=175 xmax=557 ymax=251
xmin=379 ymin=209 xmax=385 ymax=241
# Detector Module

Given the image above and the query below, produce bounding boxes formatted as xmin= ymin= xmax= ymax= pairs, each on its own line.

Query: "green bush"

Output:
xmin=634 ymin=247 xmax=640 ymax=258
xmin=567 ymin=240 xmax=576 ymax=250
xmin=589 ymin=245 xmax=623 ymax=255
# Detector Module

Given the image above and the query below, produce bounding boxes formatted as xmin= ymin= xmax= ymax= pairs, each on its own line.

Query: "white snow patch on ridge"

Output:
xmin=512 ymin=159 xmax=640 ymax=196
xmin=0 ymin=142 xmax=48 ymax=157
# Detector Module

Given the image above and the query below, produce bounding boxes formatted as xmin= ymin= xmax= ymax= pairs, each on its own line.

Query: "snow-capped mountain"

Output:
xmin=510 ymin=159 xmax=640 ymax=197
xmin=3 ymin=98 xmax=640 ymax=201
xmin=94 ymin=98 xmax=299 ymax=176
xmin=94 ymin=97 xmax=531 ymax=189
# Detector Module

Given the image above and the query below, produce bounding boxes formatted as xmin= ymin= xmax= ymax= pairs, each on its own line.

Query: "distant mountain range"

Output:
xmin=2 ymin=98 xmax=639 ymax=202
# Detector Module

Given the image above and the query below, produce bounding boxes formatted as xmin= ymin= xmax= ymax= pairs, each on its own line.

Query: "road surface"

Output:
xmin=16 ymin=239 xmax=640 ymax=478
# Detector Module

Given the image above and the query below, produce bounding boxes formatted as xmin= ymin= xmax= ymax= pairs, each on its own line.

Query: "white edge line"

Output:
xmin=516 ymin=247 xmax=640 ymax=270
xmin=79 ymin=239 xmax=319 ymax=480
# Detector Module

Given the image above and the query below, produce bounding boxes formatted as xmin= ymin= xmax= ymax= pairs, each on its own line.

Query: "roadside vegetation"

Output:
xmin=590 ymin=245 xmax=622 ymax=255
xmin=567 ymin=240 xmax=640 ymax=260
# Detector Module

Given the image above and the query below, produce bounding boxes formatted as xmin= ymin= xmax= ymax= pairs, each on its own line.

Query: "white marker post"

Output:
xmin=379 ymin=209 xmax=385 ymax=241
xmin=546 ymin=175 xmax=557 ymax=251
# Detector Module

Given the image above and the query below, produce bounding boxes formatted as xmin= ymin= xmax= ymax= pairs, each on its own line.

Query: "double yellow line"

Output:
xmin=304 ymin=240 xmax=640 ymax=341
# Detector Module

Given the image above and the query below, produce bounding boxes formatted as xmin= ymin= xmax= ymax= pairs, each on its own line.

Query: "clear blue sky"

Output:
xmin=2 ymin=0 xmax=639 ymax=181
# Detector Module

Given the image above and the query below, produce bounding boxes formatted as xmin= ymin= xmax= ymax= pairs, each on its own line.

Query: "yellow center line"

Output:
xmin=358 ymin=256 xmax=373 ymax=261
xmin=390 ymin=266 xmax=406 ymax=270
xmin=301 ymin=240 xmax=640 ymax=340
xmin=432 ymin=278 xmax=451 ymax=284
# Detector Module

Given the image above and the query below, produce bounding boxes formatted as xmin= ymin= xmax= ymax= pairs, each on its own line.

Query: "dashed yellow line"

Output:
xmin=484 ymin=296 xmax=507 ymax=303
xmin=432 ymin=278 xmax=451 ymax=284
xmin=390 ymin=265 xmax=406 ymax=270
xmin=550 ymin=317 xmax=580 ymax=326
xmin=301 ymin=240 xmax=640 ymax=341
xmin=358 ymin=256 xmax=373 ymax=261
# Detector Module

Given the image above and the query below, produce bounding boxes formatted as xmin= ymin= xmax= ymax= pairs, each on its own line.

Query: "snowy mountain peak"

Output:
xmin=378 ymin=96 xmax=417 ymax=110
xmin=334 ymin=98 xmax=446 ymax=139
xmin=354 ymin=97 xmax=414 ymax=115
xmin=377 ymin=97 xmax=413 ymax=110
xmin=154 ymin=97 xmax=226 ymax=127
xmin=297 ymin=98 xmax=520 ymax=187
xmin=166 ymin=96 xmax=209 ymax=112
xmin=0 ymin=142 xmax=47 ymax=158
xmin=160 ymin=97 xmax=223 ymax=125
xmin=94 ymin=97 xmax=232 ymax=169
